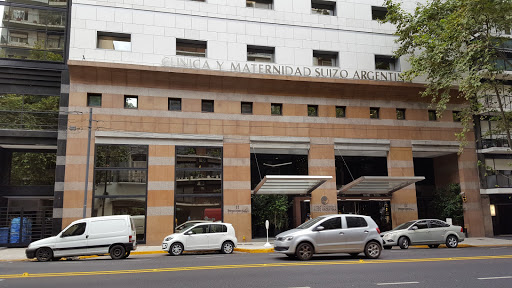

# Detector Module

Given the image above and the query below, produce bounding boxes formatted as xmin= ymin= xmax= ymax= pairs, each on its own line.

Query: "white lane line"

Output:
xmin=195 ymin=255 xmax=225 ymax=259
xmin=490 ymin=247 xmax=507 ymax=250
xmin=377 ymin=282 xmax=419 ymax=286
xmin=478 ymin=276 xmax=512 ymax=280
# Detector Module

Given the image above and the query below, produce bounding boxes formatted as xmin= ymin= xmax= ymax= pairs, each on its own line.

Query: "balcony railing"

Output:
xmin=481 ymin=138 xmax=510 ymax=149
xmin=485 ymin=174 xmax=512 ymax=189
xmin=0 ymin=110 xmax=59 ymax=131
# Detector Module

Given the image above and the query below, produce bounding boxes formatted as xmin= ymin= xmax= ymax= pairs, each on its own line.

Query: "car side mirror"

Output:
xmin=315 ymin=226 xmax=325 ymax=232
xmin=411 ymin=226 xmax=418 ymax=231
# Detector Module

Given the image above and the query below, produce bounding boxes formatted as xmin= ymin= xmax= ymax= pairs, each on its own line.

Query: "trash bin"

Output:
xmin=9 ymin=217 xmax=32 ymax=244
xmin=0 ymin=227 xmax=8 ymax=244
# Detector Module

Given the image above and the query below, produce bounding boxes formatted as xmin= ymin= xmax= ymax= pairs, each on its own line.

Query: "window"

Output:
xmin=308 ymin=105 xmax=318 ymax=117
xmin=319 ymin=217 xmax=342 ymax=230
xmin=429 ymin=220 xmax=449 ymax=228
xmin=375 ymin=55 xmax=400 ymax=71
xmin=87 ymin=93 xmax=102 ymax=107
xmin=202 ymin=100 xmax=214 ymax=113
xmin=311 ymin=0 xmax=336 ymax=16
xmin=61 ymin=223 xmax=86 ymax=237
xmin=313 ymin=50 xmax=338 ymax=67
xmin=176 ymin=39 xmax=207 ymax=57
xmin=346 ymin=217 xmax=368 ymax=228
xmin=372 ymin=6 xmax=388 ymax=20
xmin=124 ymin=95 xmax=138 ymax=109
xmin=428 ymin=110 xmax=437 ymax=121
xmin=396 ymin=108 xmax=406 ymax=120
xmin=241 ymin=102 xmax=253 ymax=114
xmin=336 ymin=106 xmax=346 ymax=118
xmin=209 ymin=224 xmax=227 ymax=233
xmin=169 ymin=98 xmax=182 ymax=111
xmin=271 ymin=103 xmax=282 ymax=115
xmin=413 ymin=221 xmax=429 ymax=229
xmin=246 ymin=0 xmax=273 ymax=9
xmin=9 ymin=31 xmax=28 ymax=44
xmin=97 ymin=32 xmax=131 ymax=51
xmin=190 ymin=225 xmax=209 ymax=234
xmin=453 ymin=111 xmax=461 ymax=122
xmin=370 ymin=107 xmax=380 ymax=119
xmin=247 ymin=45 xmax=274 ymax=63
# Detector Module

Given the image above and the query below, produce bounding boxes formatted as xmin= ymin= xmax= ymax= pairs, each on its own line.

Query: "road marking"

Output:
xmin=490 ymin=247 xmax=507 ymax=250
xmin=478 ymin=276 xmax=512 ymax=280
xmin=377 ymin=282 xmax=419 ymax=285
xmin=196 ymin=256 xmax=225 ymax=259
xmin=1 ymin=255 xmax=512 ymax=280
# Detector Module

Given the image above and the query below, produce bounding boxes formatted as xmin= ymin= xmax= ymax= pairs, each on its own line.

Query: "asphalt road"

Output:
xmin=1 ymin=247 xmax=512 ymax=288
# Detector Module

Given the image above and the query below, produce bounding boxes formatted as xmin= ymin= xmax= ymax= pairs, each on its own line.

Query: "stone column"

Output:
xmin=458 ymin=149 xmax=485 ymax=237
xmin=145 ymin=145 xmax=174 ymax=245
xmin=223 ymin=139 xmax=252 ymax=242
xmin=309 ymin=139 xmax=337 ymax=217
xmin=388 ymin=140 xmax=418 ymax=227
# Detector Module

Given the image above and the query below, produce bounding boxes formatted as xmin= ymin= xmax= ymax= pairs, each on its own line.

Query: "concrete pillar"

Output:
xmin=309 ymin=139 xmax=337 ymax=218
xmin=458 ymin=149 xmax=485 ymax=237
xmin=388 ymin=141 xmax=418 ymax=227
xmin=433 ymin=154 xmax=459 ymax=188
xmin=480 ymin=195 xmax=494 ymax=237
xmin=222 ymin=139 xmax=252 ymax=242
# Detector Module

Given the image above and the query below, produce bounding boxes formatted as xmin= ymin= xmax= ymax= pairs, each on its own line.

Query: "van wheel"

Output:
xmin=221 ymin=241 xmax=234 ymax=254
xmin=295 ymin=243 xmax=314 ymax=261
xmin=364 ymin=241 xmax=382 ymax=259
xmin=121 ymin=251 xmax=131 ymax=259
xmin=398 ymin=237 xmax=410 ymax=249
xmin=169 ymin=243 xmax=183 ymax=256
xmin=446 ymin=235 xmax=458 ymax=248
xmin=35 ymin=247 xmax=53 ymax=262
xmin=110 ymin=245 xmax=126 ymax=260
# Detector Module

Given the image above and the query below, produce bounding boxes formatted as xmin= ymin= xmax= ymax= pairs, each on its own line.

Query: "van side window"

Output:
xmin=209 ymin=224 xmax=227 ymax=233
xmin=62 ymin=223 xmax=87 ymax=237
xmin=319 ymin=217 xmax=342 ymax=230
xmin=346 ymin=217 xmax=368 ymax=228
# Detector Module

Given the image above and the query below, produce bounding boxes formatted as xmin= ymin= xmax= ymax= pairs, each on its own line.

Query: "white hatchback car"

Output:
xmin=162 ymin=222 xmax=237 ymax=256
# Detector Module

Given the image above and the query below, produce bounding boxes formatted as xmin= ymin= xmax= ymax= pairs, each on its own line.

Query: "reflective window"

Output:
xmin=414 ymin=221 xmax=429 ymax=229
xmin=375 ymin=55 xmax=400 ymax=71
xmin=247 ymin=45 xmax=274 ymax=63
xmin=246 ymin=0 xmax=273 ymax=9
xmin=202 ymin=99 xmax=214 ymax=112
xmin=87 ymin=93 xmax=102 ymax=107
xmin=346 ymin=216 xmax=368 ymax=228
xmin=308 ymin=105 xmax=318 ymax=117
xmin=428 ymin=110 xmax=437 ymax=121
xmin=372 ymin=6 xmax=388 ymax=20
xmin=396 ymin=108 xmax=406 ymax=120
xmin=241 ymin=102 xmax=253 ymax=114
xmin=429 ymin=220 xmax=449 ymax=228
xmin=97 ymin=32 xmax=131 ymax=51
xmin=370 ymin=107 xmax=380 ymax=119
xmin=311 ymin=1 xmax=336 ymax=16
xmin=336 ymin=106 xmax=346 ymax=118
xmin=124 ymin=95 xmax=138 ymax=109
xmin=271 ymin=103 xmax=282 ymax=115
xmin=176 ymin=39 xmax=206 ymax=57
xmin=0 ymin=94 xmax=59 ymax=130
xmin=313 ymin=50 xmax=338 ymax=66
xmin=10 ymin=152 xmax=56 ymax=185
xmin=320 ymin=217 xmax=342 ymax=230
xmin=95 ymin=145 xmax=148 ymax=168
xmin=209 ymin=224 xmax=227 ymax=233
xmin=169 ymin=98 xmax=182 ymax=111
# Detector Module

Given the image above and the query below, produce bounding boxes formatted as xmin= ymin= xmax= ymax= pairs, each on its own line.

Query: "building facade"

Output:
xmin=60 ymin=0 xmax=488 ymax=245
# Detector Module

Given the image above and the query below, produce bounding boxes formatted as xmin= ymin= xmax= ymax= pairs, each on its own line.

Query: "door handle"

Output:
xmin=339 ymin=232 xmax=344 ymax=235
xmin=364 ymin=230 xmax=369 ymax=233
xmin=86 ymin=235 xmax=89 ymax=239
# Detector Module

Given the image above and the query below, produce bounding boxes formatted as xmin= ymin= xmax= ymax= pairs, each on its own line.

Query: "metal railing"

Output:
xmin=0 ymin=207 xmax=53 ymax=247
xmin=485 ymin=174 xmax=512 ymax=189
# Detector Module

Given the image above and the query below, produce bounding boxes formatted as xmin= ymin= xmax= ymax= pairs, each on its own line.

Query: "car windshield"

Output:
xmin=176 ymin=222 xmax=199 ymax=233
xmin=392 ymin=220 xmax=416 ymax=230
xmin=296 ymin=216 xmax=325 ymax=229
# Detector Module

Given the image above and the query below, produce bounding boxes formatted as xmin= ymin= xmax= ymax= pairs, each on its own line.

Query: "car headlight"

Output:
xmin=284 ymin=236 xmax=293 ymax=241
xmin=164 ymin=236 xmax=173 ymax=242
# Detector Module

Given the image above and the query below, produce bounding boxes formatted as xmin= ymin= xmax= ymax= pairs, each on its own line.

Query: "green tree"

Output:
xmin=384 ymin=0 xmax=512 ymax=149
xmin=251 ymin=195 xmax=291 ymax=233
xmin=0 ymin=94 xmax=59 ymax=130
xmin=432 ymin=184 xmax=464 ymax=226
xmin=10 ymin=152 xmax=56 ymax=185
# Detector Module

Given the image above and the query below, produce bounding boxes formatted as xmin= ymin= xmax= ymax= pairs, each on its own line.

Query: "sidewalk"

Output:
xmin=1 ymin=237 xmax=512 ymax=262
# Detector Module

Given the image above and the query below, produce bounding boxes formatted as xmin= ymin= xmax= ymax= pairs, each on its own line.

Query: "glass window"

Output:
xmin=319 ymin=217 xmax=342 ymax=230
xmin=10 ymin=152 xmax=56 ymax=185
xmin=176 ymin=147 xmax=222 ymax=169
xmin=94 ymin=170 xmax=147 ymax=196
xmin=62 ymin=223 xmax=86 ymax=237
xmin=175 ymin=170 xmax=222 ymax=194
xmin=370 ymin=107 xmax=380 ymax=119
xmin=246 ymin=0 xmax=273 ymax=9
xmin=0 ymin=94 xmax=59 ymax=130
xmin=97 ymin=32 xmax=131 ymax=51
xmin=313 ymin=50 xmax=338 ymax=66
xmin=336 ymin=106 xmax=346 ymax=118
xmin=241 ymin=102 xmax=253 ymax=114
xmin=124 ymin=95 xmax=138 ymax=109
xmin=453 ymin=111 xmax=461 ymax=122
xmin=414 ymin=221 xmax=429 ymax=229
xmin=346 ymin=216 xmax=368 ymax=228
xmin=372 ymin=6 xmax=388 ymax=20
xmin=95 ymin=145 xmax=148 ymax=168
xmin=308 ymin=105 xmax=318 ymax=117
xmin=210 ymin=224 xmax=227 ymax=233
xmin=202 ymin=100 xmax=214 ymax=112
xmin=311 ymin=1 xmax=336 ymax=16
xmin=396 ymin=108 xmax=406 ymax=120
xmin=375 ymin=55 xmax=400 ymax=71
xmin=175 ymin=196 xmax=222 ymax=224
xmin=169 ymin=98 xmax=182 ymax=111
xmin=428 ymin=110 xmax=437 ymax=121
xmin=87 ymin=93 xmax=102 ymax=107
xmin=189 ymin=225 xmax=209 ymax=234
xmin=176 ymin=39 xmax=207 ymax=57
xmin=429 ymin=220 xmax=448 ymax=228
xmin=271 ymin=103 xmax=282 ymax=115
xmin=247 ymin=46 xmax=274 ymax=63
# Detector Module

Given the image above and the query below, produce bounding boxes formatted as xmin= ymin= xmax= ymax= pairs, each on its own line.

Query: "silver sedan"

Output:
xmin=380 ymin=219 xmax=465 ymax=249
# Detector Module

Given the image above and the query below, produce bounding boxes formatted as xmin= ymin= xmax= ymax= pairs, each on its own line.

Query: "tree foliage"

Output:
xmin=384 ymin=0 xmax=512 ymax=149
xmin=10 ymin=152 xmax=56 ymax=186
xmin=432 ymin=184 xmax=464 ymax=226
xmin=251 ymin=195 xmax=291 ymax=232
xmin=0 ymin=94 xmax=59 ymax=130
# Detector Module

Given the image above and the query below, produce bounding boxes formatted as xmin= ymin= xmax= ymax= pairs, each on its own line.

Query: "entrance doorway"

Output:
xmin=338 ymin=200 xmax=392 ymax=232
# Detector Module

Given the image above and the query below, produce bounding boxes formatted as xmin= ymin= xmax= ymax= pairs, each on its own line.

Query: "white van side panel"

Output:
xmin=87 ymin=218 xmax=130 ymax=254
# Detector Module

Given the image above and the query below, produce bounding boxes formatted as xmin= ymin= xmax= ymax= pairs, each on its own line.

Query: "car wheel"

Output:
xmin=35 ymin=248 xmax=53 ymax=262
xmin=349 ymin=253 xmax=359 ymax=258
xmin=446 ymin=235 xmax=458 ymax=248
xmin=169 ymin=243 xmax=184 ymax=256
xmin=364 ymin=241 xmax=382 ymax=259
xmin=110 ymin=245 xmax=126 ymax=260
xmin=398 ymin=237 xmax=410 ymax=249
xmin=384 ymin=246 xmax=392 ymax=250
xmin=428 ymin=244 xmax=440 ymax=248
xmin=121 ymin=251 xmax=131 ymax=259
xmin=295 ymin=243 xmax=314 ymax=261
xmin=221 ymin=241 xmax=234 ymax=254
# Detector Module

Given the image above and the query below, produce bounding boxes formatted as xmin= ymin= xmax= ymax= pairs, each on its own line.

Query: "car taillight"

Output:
xmin=460 ymin=227 xmax=464 ymax=233
xmin=376 ymin=227 xmax=381 ymax=234
xmin=129 ymin=235 xmax=133 ymax=242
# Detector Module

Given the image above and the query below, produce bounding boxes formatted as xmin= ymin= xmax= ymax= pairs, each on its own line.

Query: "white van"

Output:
xmin=25 ymin=215 xmax=137 ymax=262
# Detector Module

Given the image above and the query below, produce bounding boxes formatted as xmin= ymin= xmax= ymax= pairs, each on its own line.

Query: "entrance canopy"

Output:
xmin=252 ymin=175 xmax=332 ymax=195
xmin=338 ymin=176 xmax=425 ymax=196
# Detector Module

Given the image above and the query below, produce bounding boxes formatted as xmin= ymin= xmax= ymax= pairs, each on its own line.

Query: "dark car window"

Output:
xmin=346 ymin=216 xmax=368 ymax=228
xmin=429 ymin=220 xmax=449 ymax=228
xmin=189 ymin=225 xmax=208 ymax=234
xmin=62 ymin=223 xmax=86 ymax=237
xmin=209 ymin=224 xmax=227 ymax=233
xmin=414 ymin=221 xmax=429 ymax=229
xmin=319 ymin=217 xmax=342 ymax=230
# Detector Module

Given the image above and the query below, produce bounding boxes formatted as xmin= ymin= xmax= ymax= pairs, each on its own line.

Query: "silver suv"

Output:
xmin=274 ymin=214 xmax=383 ymax=261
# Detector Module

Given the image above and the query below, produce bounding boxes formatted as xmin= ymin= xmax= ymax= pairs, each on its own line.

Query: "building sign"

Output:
xmin=162 ymin=56 xmax=403 ymax=82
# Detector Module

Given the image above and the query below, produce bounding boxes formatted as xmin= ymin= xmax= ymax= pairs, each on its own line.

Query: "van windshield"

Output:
xmin=296 ymin=216 xmax=325 ymax=229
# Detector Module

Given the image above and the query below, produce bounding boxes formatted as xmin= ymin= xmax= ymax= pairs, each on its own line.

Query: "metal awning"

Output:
xmin=252 ymin=175 xmax=332 ymax=195
xmin=338 ymin=176 xmax=425 ymax=196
